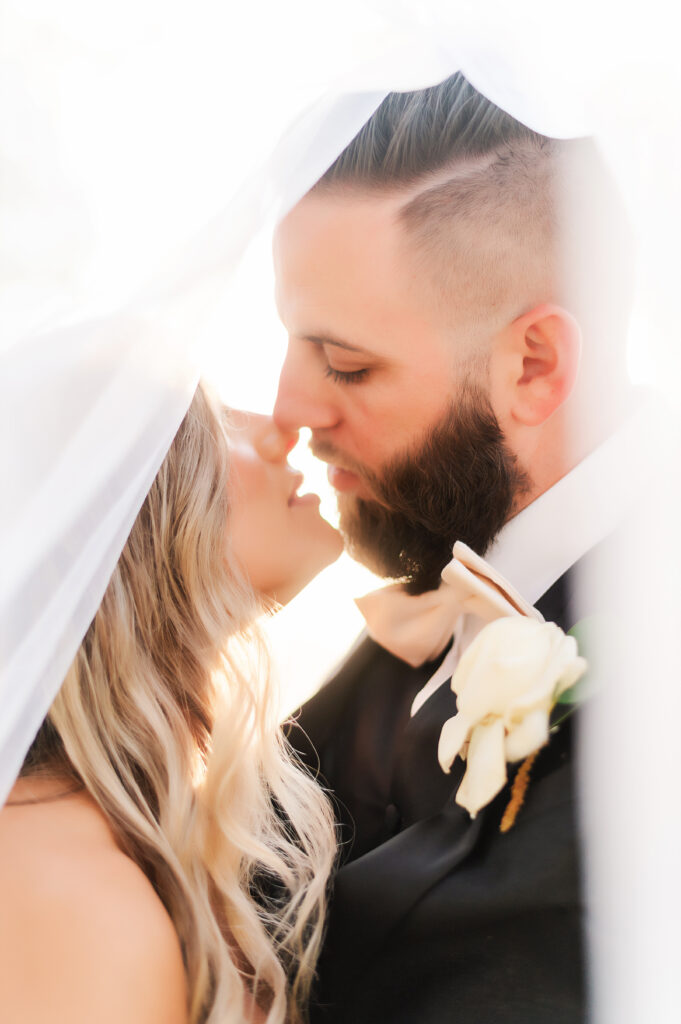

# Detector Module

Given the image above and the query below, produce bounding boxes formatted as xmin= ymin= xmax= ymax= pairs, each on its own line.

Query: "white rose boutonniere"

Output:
xmin=438 ymin=617 xmax=587 ymax=822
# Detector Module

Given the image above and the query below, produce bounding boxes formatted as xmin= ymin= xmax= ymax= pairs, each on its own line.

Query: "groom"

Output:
xmin=274 ymin=73 xmax=639 ymax=1022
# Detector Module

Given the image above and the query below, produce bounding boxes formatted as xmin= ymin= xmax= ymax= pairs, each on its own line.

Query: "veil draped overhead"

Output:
xmin=2 ymin=2 xmax=679 ymax=1020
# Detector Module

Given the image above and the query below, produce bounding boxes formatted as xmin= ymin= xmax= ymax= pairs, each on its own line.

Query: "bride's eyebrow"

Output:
xmin=303 ymin=333 xmax=374 ymax=356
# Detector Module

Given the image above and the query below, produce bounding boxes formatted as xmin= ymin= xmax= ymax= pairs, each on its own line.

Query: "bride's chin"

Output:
xmin=274 ymin=526 xmax=344 ymax=606
xmin=320 ymin=519 xmax=345 ymax=564
xmin=301 ymin=520 xmax=345 ymax=579
xmin=297 ymin=501 xmax=344 ymax=558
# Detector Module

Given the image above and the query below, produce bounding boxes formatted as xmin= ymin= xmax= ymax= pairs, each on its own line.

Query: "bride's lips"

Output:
xmin=289 ymin=491 xmax=321 ymax=507
xmin=288 ymin=472 xmax=321 ymax=507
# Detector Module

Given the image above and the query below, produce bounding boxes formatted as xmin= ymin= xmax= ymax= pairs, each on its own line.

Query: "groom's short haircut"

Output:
xmin=317 ymin=73 xmax=541 ymax=187
xmin=314 ymin=73 xmax=632 ymax=354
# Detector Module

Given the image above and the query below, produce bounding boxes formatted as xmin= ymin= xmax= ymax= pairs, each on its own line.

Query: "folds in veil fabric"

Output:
xmin=2 ymin=3 xmax=680 ymax=1021
xmin=0 ymin=313 xmax=199 ymax=804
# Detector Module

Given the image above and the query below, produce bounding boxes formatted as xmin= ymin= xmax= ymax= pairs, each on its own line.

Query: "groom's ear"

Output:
xmin=492 ymin=303 xmax=582 ymax=428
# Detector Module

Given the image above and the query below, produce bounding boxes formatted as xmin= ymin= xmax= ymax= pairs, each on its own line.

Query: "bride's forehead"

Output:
xmin=225 ymin=407 xmax=263 ymax=429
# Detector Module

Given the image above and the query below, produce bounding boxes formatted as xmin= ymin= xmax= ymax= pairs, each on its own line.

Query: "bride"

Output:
xmin=0 ymin=383 xmax=342 ymax=1024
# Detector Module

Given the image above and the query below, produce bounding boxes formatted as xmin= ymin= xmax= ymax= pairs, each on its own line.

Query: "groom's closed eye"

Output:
xmin=323 ymin=365 xmax=369 ymax=385
xmin=301 ymin=333 xmax=376 ymax=385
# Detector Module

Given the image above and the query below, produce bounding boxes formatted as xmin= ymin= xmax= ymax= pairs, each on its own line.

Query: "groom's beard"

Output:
xmin=315 ymin=390 xmax=530 ymax=595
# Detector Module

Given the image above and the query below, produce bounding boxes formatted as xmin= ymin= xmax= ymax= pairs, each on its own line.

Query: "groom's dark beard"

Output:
xmin=318 ymin=389 xmax=530 ymax=595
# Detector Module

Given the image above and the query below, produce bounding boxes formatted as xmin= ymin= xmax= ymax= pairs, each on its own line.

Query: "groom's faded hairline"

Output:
xmin=312 ymin=72 xmax=545 ymax=189
xmin=311 ymin=72 xmax=634 ymax=348
xmin=311 ymin=73 xmax=559 ymax=329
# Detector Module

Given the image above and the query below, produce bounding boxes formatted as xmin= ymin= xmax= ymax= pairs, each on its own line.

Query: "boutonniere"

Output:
xmin=437 ymin=616 xmax=589 ymax=830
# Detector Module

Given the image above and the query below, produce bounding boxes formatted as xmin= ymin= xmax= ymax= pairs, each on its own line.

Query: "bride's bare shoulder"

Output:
xmin=0 ymin=780 xmax=187 ymax=1024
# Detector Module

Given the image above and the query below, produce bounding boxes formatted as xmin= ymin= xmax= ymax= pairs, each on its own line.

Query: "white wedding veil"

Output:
xmin=2 ymin=1 xmax=680 ymax=1019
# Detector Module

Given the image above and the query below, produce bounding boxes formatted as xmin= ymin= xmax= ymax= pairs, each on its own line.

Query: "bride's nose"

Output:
xmin=256 ymin=421 xmax=298 ymax=462
xmin=243 ymin=412 xmax=298 ymax=463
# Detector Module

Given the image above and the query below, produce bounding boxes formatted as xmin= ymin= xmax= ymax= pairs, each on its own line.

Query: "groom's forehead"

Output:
xmin=274 ymin=190 xmax=408 ymax=271
xmin=273 ymin=192 xmax=447 ymax=355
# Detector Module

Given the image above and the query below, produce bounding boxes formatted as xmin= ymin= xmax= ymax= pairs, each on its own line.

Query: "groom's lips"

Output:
xmin=327 ymin=464 xmax=363 ymax=493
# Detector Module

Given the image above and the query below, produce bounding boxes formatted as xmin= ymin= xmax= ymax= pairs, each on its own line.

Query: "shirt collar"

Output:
xmin=484 ymin=400 xmax=663 ymax=605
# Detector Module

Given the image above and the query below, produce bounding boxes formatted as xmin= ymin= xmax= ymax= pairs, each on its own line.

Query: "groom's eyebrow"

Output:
xmin=303 ymin=333 xmax=373 ymax=356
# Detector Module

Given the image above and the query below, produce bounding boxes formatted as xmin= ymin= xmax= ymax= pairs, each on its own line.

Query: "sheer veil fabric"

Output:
xmin=1 ymin=2 xmax=679 ymax=1020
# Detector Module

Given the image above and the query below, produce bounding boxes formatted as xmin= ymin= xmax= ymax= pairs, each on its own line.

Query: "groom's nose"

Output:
xmin=274 ymin=341 xmax=339 ymax=433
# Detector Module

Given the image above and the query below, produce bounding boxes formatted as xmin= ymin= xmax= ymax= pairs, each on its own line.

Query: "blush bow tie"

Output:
xmin=355 ymin=541 xmax=543 ymax=668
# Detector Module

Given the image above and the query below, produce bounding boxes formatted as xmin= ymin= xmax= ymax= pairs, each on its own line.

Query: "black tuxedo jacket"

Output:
xmin=291 ymin=565 xmax=588 ymax=1024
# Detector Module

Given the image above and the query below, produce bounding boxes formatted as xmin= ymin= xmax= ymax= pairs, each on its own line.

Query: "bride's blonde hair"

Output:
xmin=23 ymin=383 xmax=335 ymax=1023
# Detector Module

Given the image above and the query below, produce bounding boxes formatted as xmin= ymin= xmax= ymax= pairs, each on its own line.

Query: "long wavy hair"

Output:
xmin=22 ymin=383 xmax=336 ymax=1023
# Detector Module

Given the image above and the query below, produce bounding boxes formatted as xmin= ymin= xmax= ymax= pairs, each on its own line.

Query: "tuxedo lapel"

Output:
xmin=391 ymin=671 xmax=459 ymax=825
xmin=535 ymin=569 xmax=571 ymax=629
xmin=324 ymin=799 xmax=485 ymax=974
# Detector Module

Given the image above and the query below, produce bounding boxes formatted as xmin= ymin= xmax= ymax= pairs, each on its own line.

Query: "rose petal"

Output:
xmin=455 ymin=718 xmax=507 ymax=817
xmin=508 ymin=633 xmax=585 ymax=714
xmin=554 ymin=655 xmax=588 ymax=699
xmin=437 ymin=712 xmax=472 ymax=774
xmin=456 ymin=619 xmax=558 ymax=718
xmin=504 ymin=708 xmax=550 ymax=762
